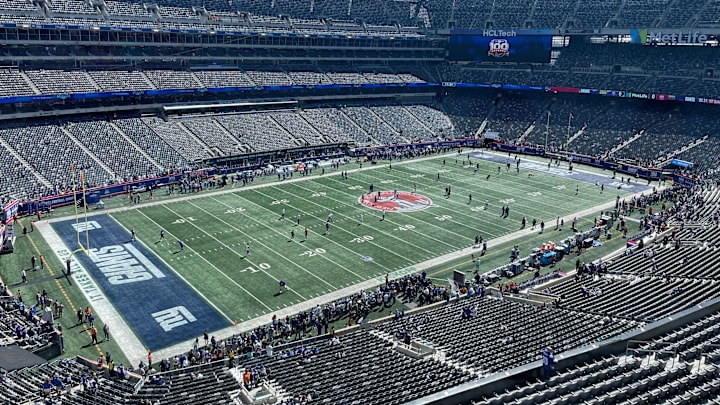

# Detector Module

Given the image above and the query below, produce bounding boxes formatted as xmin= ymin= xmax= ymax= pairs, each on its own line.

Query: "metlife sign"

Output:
xmin=631 ymin=28 xmax=715 ymax=45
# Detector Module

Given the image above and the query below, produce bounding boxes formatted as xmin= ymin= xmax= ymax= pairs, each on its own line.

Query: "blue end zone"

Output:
xmin=468 ymin=152 xmax=653 ymax=193
xmin=52 ymin=215 xmax=228 ymax=351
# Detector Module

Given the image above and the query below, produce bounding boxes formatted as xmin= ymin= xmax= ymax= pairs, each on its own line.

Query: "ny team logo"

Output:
xmin=488 ymin=38 xmax=510 ymax=58
xmin=358 ymin=191 xmax=432 ymax=213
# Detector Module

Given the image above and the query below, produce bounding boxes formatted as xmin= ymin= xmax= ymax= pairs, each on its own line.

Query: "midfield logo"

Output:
xmin=359 ymin=191 xmax=432 ymax=213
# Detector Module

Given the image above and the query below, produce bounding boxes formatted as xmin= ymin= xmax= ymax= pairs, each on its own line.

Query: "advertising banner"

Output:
xmin=3 ymin=200 xmax=19 ymax=224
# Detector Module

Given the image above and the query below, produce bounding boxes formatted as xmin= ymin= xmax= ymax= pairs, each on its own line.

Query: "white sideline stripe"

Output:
xmin=36 ymin=221 xmax=147 ymax=364
xmin=44 ymin=150 xmax=461 ymax=224
xmin=122 ymin=243 xmax=165 ymax=279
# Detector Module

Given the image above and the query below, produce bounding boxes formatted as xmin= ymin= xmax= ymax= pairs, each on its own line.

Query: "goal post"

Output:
xmin=70 ymin=164 xmax=90 ymax=258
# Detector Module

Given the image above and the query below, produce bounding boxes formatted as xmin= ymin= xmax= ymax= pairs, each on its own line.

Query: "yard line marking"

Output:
xmin=293 ymin=178 xmax=472 ymax=245
xmin=349 ymin=167 xmax=524 ymax=232
xmin=407 ymin=158 xmax=611 ymax=211
xmin=272 ymin=182 xmax=463 ymax=253
xmin=163 ymin=203 xmax=311 ymax=299
xmin=184 ymin=200 xmax=334 ymax=293
xmin=133 ymin=209 xmax=273 ymax=312
xmin=44 ymin=150 xmax=464 ymax=224
xmin=206 ymin=196 xmax=365 ymax=281
xmin=343 ymin=169 xmax=520 ymax=234
xmin=353 ymin=161 xmax=612 ymax=232
xmin=250 ymin=187 xmax=420 ymax=264
xmin=108 ymin=215 xmax=233 ymax=324
xmin=228 ymin=191 xmax=398 ymax=274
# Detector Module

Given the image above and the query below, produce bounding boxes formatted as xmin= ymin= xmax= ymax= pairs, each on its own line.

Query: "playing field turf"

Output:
xmin=35 ymin=151 xmax=651 ymax=356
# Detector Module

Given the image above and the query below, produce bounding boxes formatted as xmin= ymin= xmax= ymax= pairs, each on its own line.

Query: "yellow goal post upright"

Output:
xmin=69 ymin=164 xmax=91 ymax=261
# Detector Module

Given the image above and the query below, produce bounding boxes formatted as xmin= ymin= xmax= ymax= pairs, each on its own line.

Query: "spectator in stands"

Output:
xmin=541 ymin=347 xmax=555 ymax=379
xmin=42 ymin=379 xmax=53 ymax=398
xmin=149 ymin=375 xmax=165 ymax=385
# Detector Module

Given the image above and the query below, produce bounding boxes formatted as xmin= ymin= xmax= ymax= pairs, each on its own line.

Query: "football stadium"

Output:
xmin=0 ymin=0 xmax=720 ymax=404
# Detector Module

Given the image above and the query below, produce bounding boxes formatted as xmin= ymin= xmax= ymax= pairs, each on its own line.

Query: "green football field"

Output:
xmin=2 ymin=151 xmax=657 ymax=363
xmin=104 ymin=152 xmax=635 ymax=324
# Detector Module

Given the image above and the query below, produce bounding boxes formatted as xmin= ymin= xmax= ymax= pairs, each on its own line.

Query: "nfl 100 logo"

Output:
xmin=488 ymin=38 xmax=510 ymax=57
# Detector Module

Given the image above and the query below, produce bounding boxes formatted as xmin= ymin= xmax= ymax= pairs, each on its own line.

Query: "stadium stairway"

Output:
xmin=59 ymin=125 xmax=115 ymax=179
xmin=516 ymin=124 xmax=535 ymax=144
xmin=107 ymin=121 xmax=164 ymax=171
xmin=0 ymin=135 xmax=52 ymax=188
xmin=134 ymin=71 xmax=156 ymax=89
xmin=655 ymin=135 xmax=708 ymax=168
xmin=338 ymin=108 xmax=371 ymax=143
xmin=174 ymin=121 xmax=216 ymax=157
xmin=565 ymin=127 xmax=585 ymax=147
xmin=366 ymin=106 xmax=406 ymax=143
xmin=209 ymin=119 xmax=251 ymax=154
xmin=18 ymin=71 xmax=41 ymax=95
xmin=403 ymin=106 xmax=439 ymax=138
xmin=606 ymin=131 xmax=643 ymax=157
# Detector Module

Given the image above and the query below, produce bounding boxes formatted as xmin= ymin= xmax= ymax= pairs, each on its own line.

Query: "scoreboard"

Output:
xmin=448 ymin=30 xmax=553 ymax=63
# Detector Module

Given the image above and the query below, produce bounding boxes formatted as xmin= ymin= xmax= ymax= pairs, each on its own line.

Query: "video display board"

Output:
xmin=448 ymin=31 xmax=552 ymax=63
